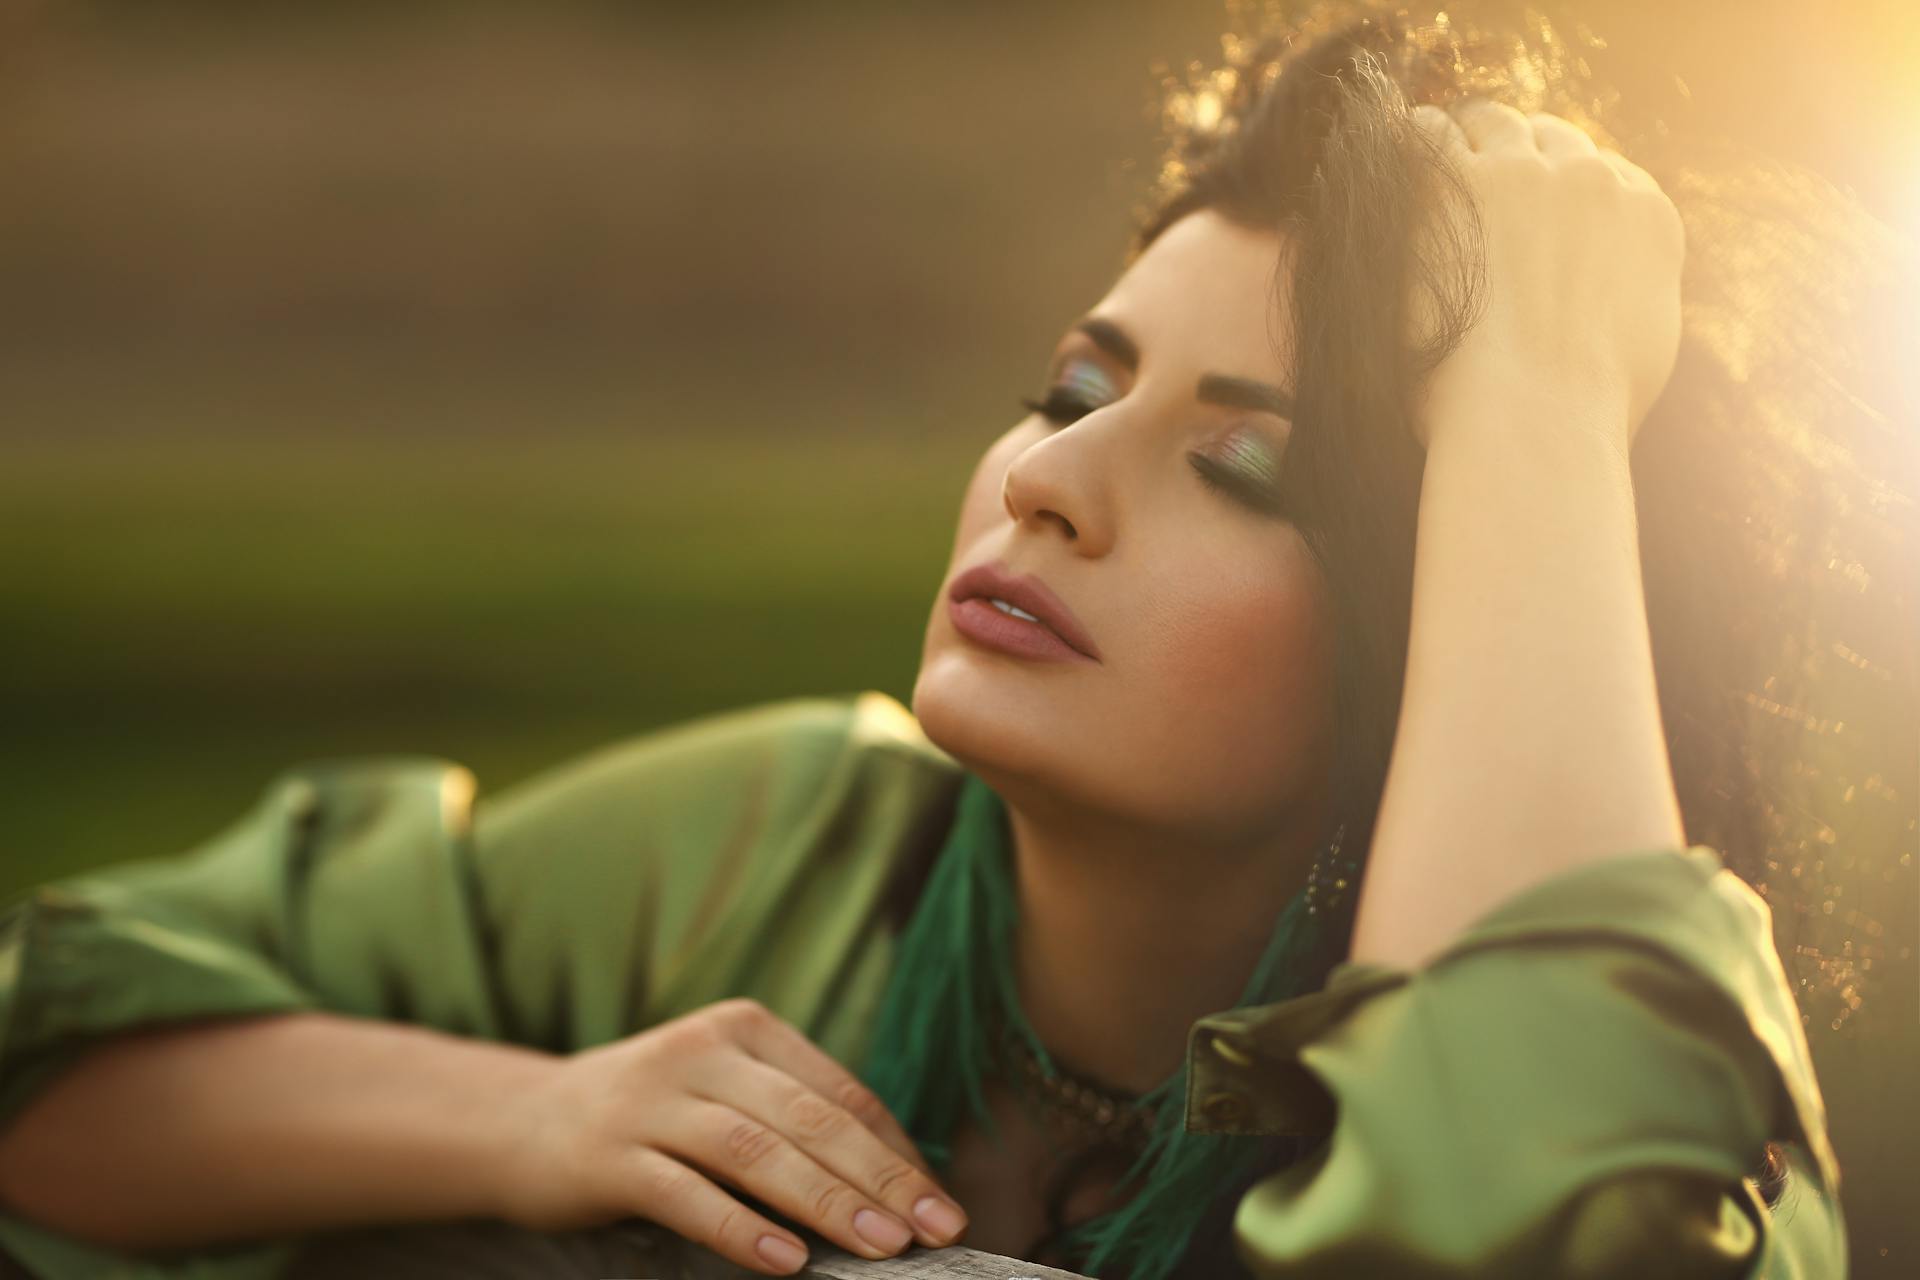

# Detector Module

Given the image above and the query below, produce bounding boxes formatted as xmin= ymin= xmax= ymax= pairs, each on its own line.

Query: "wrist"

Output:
xmin=1417 ymin=359 xmax=1633 ymax=459
xmin=475 ymin=1042 xmax=569 ymax=1223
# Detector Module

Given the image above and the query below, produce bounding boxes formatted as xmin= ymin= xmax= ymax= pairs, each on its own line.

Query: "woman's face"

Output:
xmin=913 ymin=208 xmax=1335 ymax=844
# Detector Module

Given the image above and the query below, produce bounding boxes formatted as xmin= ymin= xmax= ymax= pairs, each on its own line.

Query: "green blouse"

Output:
xmin=0 ymin=691 xmax=1847 ymax=1278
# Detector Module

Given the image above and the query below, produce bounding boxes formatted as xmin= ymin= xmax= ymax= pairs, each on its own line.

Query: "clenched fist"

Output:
xmin=1407 ymin=97 xmax=1685 ymax=455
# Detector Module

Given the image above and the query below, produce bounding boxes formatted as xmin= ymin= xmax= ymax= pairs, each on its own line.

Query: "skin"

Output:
xmin=913 ymin=207 xmax=1338 ymax=1099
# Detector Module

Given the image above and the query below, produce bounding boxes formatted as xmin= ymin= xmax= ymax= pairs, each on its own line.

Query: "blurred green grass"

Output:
xmin=0 ymin=0 xmax=1187 ymax=899
xmin=0 ymin=427 xmax=983 ymax=900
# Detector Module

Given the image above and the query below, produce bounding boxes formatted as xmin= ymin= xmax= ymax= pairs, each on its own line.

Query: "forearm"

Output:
xmin=0 ymin=1010 xmax=559 ymax=1252
xmin=1351 ymin=382 xmax=1684 ymax=969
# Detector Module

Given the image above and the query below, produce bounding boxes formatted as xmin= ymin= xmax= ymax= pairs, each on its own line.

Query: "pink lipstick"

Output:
xmin=946 ymin=562 xmax=1101 ymax=664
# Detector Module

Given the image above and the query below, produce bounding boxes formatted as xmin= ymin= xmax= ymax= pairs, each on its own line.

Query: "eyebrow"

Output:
xmin=1197 ymin=374 xmax=1294 ymax=422
xmin=1072 ymin=316 xmax=1294 ymax=422
xmin=1074 ymin=318 xmax=1139 ymax=370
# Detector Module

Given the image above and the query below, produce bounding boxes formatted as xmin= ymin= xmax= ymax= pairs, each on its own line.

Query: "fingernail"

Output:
xmin=853 ymin=1207 xmax=913 ymax=1254
xmin=755 ymin=1234 xmax=807 ymax=1273
xmin=913 ymin=1195 xmax=967 ymax=1242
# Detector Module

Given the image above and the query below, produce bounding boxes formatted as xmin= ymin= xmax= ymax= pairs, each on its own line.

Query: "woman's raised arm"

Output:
xmin=1349 ymin=99 xmax=1689 ymax=970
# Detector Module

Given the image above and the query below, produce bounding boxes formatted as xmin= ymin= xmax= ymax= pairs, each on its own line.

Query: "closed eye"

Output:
xmin=1021 ymin=389 xmax=1289 ymax=517
xmin=1189 ymin=451 xmax=1289 ymax=517
xmin=1020 ymin=388 xmax=1102 ymax=426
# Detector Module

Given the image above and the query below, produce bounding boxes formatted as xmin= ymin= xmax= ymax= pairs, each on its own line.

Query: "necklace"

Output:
xmin=992 ymin=1016 xmax=1157 ymax=1158
xmin=988 ymin=1015 xmax=1155 ymax=1272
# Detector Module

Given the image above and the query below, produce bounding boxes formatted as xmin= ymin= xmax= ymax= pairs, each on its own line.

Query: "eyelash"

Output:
xmin=1017 ymin=388 xmax=1288 ymax=518
xmin=1019 ymin=388 xmax=1097 ymax=424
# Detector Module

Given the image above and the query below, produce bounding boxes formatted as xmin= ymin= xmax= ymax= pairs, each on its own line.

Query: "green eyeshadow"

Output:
xmin=1058 ymin=359 xmax=1119 ymax=406
xmin=1212 ymin=431 xmax=1281 ymax=489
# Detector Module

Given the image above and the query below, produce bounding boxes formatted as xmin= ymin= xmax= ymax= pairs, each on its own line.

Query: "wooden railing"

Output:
xmin=280 ymin=1216 xmax=1096 ymax=1278
xmin=801 ymin=1242 xmax=1091 ymax=1279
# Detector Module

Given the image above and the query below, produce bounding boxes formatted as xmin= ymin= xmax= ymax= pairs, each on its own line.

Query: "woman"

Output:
xmin=0 ymin=5 xmax=1906 ymax=1279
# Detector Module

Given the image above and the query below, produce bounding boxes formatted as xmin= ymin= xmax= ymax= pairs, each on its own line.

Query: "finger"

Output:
xmin=625 ymin=1147 xmax=812 ymax=1277
xmin=729 ymin=1003 xmax=941 ymax=1183
xmin=1411 ymin=102 xmax=1469 ymax=153
xmin=702 ymin=1054 xmax=968 ymax=1250
xmin=1450 ymin=97 xmax=1533 ymax=152
xmin=1606 ymin=153 xmax=1685 ymax=256
xmin=1529 ymin=111 xmax=1598 ymax=157
xmin=1600 ymin=148 xmax=1659 ymax=192
xmin=658 ymin=1098 xmax=920 ymax=1262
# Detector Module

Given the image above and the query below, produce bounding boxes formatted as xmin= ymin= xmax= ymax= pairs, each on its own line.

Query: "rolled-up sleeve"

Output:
xmin=1185 ymin=845 xmax=1846 ymax=1279
xmin=0 ymin=694 xmax=899 ymax=1139
xmin=0 ymin=757 xmax=501 ymax=1280
xmin=0 ymin=758 xmax=504 ymax=1140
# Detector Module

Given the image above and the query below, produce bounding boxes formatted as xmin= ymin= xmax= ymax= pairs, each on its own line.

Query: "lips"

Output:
xmin=946 ymin=562 xmax=1101 ymax=662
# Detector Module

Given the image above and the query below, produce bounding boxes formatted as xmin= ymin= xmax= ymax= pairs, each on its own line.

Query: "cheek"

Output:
xmin=1135 ymin=545 xmax=1334 ymax=798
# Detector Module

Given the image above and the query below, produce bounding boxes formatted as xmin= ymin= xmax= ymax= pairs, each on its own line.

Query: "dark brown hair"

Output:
xmin=1133 ymin=0 xmax=1915 ymax=1239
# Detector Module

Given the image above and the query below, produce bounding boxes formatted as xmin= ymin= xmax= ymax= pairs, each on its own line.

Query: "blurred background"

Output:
xmin=0 ymin=0 xmax=1914 ymax=1270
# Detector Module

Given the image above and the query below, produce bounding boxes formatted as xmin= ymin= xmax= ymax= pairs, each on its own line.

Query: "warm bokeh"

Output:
xmin=1 ymin=1 xmax=1913 ymax=1271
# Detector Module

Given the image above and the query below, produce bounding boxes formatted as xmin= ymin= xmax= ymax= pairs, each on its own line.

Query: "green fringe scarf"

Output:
xmin=860 ymin=773 xmax=1353 ymax=1280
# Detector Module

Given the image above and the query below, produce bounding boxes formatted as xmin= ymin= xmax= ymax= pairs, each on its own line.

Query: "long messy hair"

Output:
xmin=1137 ymin=0 xmax=1916 ymax=1037
xmin=1094 ymin=3 xmax=1916 ymax=1276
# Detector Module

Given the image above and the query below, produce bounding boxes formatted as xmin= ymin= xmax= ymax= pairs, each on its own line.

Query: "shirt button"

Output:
xmin=1200 ymin=1089 xmax=1248 ymax=1127
xmin=1209 ymin=1033 xmax=1255 ymax=1067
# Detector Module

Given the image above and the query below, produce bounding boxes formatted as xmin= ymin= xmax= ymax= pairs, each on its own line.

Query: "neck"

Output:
xmin=997 ymin=785 xmax=1323 ymax=1096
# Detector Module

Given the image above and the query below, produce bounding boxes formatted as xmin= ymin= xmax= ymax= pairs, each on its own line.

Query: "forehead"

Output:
xmin=1088 ymin=208 xmax=1292 ymax=384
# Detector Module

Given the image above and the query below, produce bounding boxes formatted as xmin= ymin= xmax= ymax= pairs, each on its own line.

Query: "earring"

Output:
xmin=1303 ymin=822 xmax=1357 ymax=916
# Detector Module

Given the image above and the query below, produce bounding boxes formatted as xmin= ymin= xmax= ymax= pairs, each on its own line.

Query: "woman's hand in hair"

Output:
xmin=496 ymin=998 xmax=968 ymax=1275
xmin=1406 ymin=97 xmax=1685 ymax=456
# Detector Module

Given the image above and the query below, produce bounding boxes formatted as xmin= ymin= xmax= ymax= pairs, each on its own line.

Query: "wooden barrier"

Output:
xmin=282 ymin=1216 xmax=1096 ymax=1278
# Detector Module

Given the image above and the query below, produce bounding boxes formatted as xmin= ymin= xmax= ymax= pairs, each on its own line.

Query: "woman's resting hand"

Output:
xmin=1407 ymin=97 xmax=1685 ymax=454
xmin=498 ymin=997 xmax=969 ymax=1276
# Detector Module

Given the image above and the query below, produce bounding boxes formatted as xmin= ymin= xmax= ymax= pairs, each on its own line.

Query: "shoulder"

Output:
xmin=466 ymin=693 xmax=964 ymax=1045
xmin=468 ymin=691 xmax=966 ymax=942
xmin=475 ymin=690 xmax=959 ymax=840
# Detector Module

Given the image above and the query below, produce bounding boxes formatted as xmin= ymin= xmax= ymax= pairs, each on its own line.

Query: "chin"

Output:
xmin=911 ymin=647 xmax=1093 ymax=799
xmin=912 ymin=648 xmax=1195 ymax=840
xmin=914 ymin=646 xmax=1325 ymax=845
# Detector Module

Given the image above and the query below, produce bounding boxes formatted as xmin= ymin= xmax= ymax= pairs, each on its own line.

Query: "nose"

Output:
xmin=999 ymin=426 xmax=1116 ymax=557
